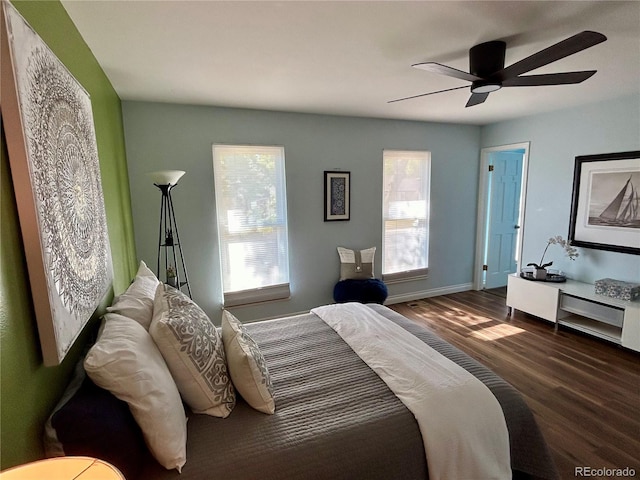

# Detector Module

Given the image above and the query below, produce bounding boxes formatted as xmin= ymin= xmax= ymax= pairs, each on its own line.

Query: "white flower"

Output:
xmin=528 ymin=235 xmax=579 ymax=269
xmin=547 ymin=235 xmax=579 ymax=261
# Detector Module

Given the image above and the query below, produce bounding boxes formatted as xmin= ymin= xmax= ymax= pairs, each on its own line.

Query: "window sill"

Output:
xmin=382 ymin=269 xmax=429 ymax=284
xmin=223 ymin=283 xmax=290 ymax=308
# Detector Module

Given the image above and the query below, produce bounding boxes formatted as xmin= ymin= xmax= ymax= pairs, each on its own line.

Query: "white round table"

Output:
xmin=0 ymin=456 xmax=125 ymax=480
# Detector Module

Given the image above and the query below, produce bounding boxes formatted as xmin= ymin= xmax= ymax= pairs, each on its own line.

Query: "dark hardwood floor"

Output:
xmin=390 ymin=290 xmax=640 ymax=479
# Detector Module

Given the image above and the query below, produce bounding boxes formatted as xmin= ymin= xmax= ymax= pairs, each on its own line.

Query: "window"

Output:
xmin=382 ymin=150 xmax=431 ymax=282
xmin=212 ymin=145 xmax=289 ymax=306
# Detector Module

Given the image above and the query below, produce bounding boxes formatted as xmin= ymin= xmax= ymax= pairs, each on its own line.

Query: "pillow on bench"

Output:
xmin=337 ymin=247 xmax=376 ymax=280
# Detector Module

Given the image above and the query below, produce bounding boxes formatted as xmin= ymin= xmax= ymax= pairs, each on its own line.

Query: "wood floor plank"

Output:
xmin=390 ymin=290 xmax=640 ymax=479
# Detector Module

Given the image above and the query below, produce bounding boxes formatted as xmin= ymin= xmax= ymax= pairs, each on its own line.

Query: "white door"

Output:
xmin=484 ymin=150 xmax=525 ymax=289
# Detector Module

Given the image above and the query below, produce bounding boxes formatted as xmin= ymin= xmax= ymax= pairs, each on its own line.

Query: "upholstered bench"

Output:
xmin=333 ymin=278 xmax=388 ymax=304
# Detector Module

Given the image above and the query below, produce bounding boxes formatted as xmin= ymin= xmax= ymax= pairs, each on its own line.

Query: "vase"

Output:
xmin=533 ymin=268 xmax=547 ymax=280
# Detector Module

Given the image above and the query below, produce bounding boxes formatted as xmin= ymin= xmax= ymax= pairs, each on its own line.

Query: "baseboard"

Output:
xmin=385 ymin=283 xmax=474 ymax=305
xmin=241 ymin=282 xmax=475 ymax=322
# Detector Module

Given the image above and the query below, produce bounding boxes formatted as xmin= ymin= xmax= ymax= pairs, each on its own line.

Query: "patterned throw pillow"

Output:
xmin=222 ymin=311 xmax=275 ymax=414
xmin=337 ymin=247 xmax=376 ymax=280
xmin=150 ymin=284 xmax=236 ymax=418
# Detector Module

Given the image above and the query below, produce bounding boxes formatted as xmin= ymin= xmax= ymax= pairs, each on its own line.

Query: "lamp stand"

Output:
xmin=155 ymin=183 xmax=192 ymax=298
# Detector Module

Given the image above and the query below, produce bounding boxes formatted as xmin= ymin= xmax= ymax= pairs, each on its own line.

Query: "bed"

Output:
xmin=48 ymin=309 xmax=557 ymax=479
xmin=44 ymin=264 xmax=558 ymax=480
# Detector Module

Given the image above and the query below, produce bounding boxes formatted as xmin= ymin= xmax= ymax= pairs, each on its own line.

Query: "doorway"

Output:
xmin=474 ymin=143 xmax=529 ymax=290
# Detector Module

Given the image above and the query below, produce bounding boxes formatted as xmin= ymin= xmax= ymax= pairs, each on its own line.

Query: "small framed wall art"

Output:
xmin=324 ymin=171 xmax=350 ymax=221
xmin=568 ymin=150 xmax=640 ymax=255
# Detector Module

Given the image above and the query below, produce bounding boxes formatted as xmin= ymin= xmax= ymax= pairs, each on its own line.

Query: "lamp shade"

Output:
xmin=0 ymin=457 xmax=125 ymax=480
xmin=148 ymin=170 xmax=185 ymax=186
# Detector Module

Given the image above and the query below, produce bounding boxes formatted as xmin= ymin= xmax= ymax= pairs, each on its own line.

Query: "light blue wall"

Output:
xmin=122 ymin=102 xmax=481 ymax=322
xmin=481 ymin=94 xmax=640 ymax=284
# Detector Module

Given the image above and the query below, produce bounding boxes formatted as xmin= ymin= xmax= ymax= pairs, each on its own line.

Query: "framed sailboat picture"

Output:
xmin=569 ymin=151 xmax=640 ymax=255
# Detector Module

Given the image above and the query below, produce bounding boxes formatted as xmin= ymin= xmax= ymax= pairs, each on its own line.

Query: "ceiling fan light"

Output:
xmin=471 ymin=81 xmax=502 ymax=94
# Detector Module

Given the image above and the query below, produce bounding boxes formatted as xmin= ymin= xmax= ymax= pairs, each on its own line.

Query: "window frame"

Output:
xmin=212 ymin=144 xmax=290 ymax=307
xmin=381 ymin=149 xmax=431 ymax=283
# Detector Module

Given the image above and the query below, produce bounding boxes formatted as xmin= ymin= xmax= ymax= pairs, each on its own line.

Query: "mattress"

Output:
xmin=138 ymin=304 xmax=558 ymax=480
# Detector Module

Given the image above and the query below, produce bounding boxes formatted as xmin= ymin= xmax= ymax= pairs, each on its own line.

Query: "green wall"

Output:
xmin=0 ymin=1 xmax=137 ymax=469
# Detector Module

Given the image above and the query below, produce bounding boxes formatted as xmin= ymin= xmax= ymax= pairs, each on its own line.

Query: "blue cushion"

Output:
xmin=333 ymin=279 xmax=388 ymax=304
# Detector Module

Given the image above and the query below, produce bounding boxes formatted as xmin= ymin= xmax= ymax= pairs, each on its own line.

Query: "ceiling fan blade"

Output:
xmin=388 ymin=85 xmax=469 ymax=104
xmin=412 ymin=62 xmax=481 ymax=83
xmin=503 ymin=71 xmax=596 ymax=87
xmin=466 ymin=92 xmax=489 ymax=107
xmin=498 ymin=31 xmax=606 ymax=80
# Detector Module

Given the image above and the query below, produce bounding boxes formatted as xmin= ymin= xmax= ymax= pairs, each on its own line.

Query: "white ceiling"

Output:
xmin=61 ymin=0 xmax=640 ymax=126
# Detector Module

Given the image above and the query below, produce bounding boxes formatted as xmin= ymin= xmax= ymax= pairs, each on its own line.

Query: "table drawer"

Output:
xmin=507 ymin=275 xmax=559 ymax=322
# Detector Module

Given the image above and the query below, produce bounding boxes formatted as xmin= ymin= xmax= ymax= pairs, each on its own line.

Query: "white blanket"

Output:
xmin=312 ymin=303 xmax=511 ymax=480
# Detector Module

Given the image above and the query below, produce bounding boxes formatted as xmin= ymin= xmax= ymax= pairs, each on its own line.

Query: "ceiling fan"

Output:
xmin=390 ymin=31 xmax=607 ymax=107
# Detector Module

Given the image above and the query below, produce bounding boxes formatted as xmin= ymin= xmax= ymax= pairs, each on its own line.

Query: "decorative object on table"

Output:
xmin=324 ymin=171 xmax=350 ymax=221
xmin=519 ymin=268 xmax=567 ymax=283
xmin=525 ymin=235 xmax=578 ymax=280
xmin=0 ymin=3 xmax=113 ymax=366
xmin=532 ymin=266 xmax=549 ymax=280
xmin=149 ymin=170 xmax=192 ymax=298
xmin=166 ymin=265 xmax=177 ymax=287
xmin=595 ymin=278 xmax=640 ymax=301
xmin=569 ymin=150 xmax=640 ymax=255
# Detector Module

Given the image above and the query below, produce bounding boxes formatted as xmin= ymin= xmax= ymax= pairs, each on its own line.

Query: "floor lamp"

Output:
xmin=149 ymin=170 xmax=192 ymax=298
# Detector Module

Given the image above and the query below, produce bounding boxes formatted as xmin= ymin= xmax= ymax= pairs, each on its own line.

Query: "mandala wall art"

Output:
xmin=1 ymin=2 xmax=113 ymax=366
xmin=324 ymin=171 xmax=351 ymax=221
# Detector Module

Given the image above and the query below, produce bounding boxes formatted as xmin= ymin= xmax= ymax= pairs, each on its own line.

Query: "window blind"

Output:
xmin=212 ymin=145 xmax=290 ymax=306
xmin=382 ymin=150 xmax=431 ymax=282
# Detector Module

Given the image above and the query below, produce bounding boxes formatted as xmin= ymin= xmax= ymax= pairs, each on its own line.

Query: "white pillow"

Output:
xmin=222 ymin=310 xmax=275 ymax=415
xmin=84 ymin=313 xmax=187 ymax=472
xmin=337 ymin=247 xmax=376 ymax=280
xmin=107 ymin=261 xmax=160 ymax=329
xmin=151 ymin=284 xmax=236 ymax=418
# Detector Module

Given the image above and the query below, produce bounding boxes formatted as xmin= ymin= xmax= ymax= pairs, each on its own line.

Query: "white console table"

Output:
xmin=506 ymin=274 xmax=640 ymax=352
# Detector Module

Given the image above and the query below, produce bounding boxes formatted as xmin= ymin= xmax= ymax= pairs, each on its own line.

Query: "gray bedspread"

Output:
xmin=139 ymin=305 xmax=558 ymax=480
